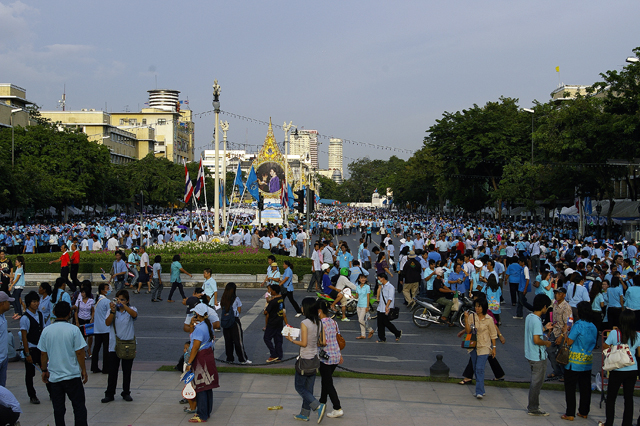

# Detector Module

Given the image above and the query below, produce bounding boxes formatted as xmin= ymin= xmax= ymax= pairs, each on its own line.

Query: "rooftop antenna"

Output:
xmin=57 ymin=84 xmax=66 ymax=111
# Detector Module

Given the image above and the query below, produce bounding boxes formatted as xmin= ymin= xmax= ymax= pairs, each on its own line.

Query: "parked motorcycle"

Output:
xmin=411 ymin=293 xmax=474 ymax=328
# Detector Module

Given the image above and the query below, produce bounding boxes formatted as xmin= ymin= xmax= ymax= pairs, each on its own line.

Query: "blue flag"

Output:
xmin=246 ymin=165 xmax=260 ymax=201
xmin=287 ymin=183 xmax=294 ymax=209
xmin=234 ymin=162 xmax=244 ymax=192
xmin=219 ymin=182 xmax=229 ymax=207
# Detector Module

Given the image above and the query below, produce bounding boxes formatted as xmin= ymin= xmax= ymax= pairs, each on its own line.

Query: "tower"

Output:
xmin=328 ymin=138 xmax=343 ymax=180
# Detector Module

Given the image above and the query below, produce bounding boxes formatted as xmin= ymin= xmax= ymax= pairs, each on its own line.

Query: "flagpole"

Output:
xmin=201 ymin=155 xmax=211 ymax=237
xmin=229 ymin=187 xmax=246 ymax=234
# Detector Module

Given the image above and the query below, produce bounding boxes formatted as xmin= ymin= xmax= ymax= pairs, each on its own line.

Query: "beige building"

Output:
xmin=40 ymin=110 xmax=138 ymax=164
xmin=110 ymin=89 xmax=195 ymax=163
xmin=550 ymin=84 xmax=607 ymax=101
xmin=0 ymin=83 xmax=34 ymax=128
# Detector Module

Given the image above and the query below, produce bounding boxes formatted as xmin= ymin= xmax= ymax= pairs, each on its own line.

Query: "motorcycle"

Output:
xmin=411 ymin=293 xmax=474 ymax=328
xmin=316 ymin=291 xmax=379 ymax=319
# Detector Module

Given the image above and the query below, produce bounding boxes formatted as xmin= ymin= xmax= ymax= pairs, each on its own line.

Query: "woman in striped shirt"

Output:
xmin=317 ymin=300 xmax=344 ymax=418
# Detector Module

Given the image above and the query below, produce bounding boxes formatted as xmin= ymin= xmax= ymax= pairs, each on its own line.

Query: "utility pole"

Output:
xmin=139 ymin=191 xmax=144 ymax=247
xmin=212 ymin=80 xmax=221 ymax=235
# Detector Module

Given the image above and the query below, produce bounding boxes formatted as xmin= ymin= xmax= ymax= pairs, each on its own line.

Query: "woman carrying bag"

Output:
xmin=102 ymin=289 xmax=137 ymax=403
xmin=185 ymin=303 xmax=220 ymax=423
xmin=219 ymin=282 xmax=251 ymax=364
xmin=286 ymin=297 xmax=327 ymax=423
xmin=463 ymin=297 xmax=497 ymax=399
xmin=317 ymin=300 xmax=344 ymax=418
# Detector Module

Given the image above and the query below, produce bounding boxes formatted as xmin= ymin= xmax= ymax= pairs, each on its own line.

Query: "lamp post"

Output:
xmin=220 ymin=120 xmax=229 ymax=232
xmin=212 ymin=80 xmax=221 ymax=235
xmin=10 ymin=108 xmax=23 ymax=168
xmin=523 ymin=108 xmax=534 ymax=164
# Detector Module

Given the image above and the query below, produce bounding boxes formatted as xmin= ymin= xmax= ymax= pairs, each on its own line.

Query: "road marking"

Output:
xmin=341 ymin=354 xmax=426 ymax=363
xmin=217 ymin=296 xmax=266 ymax=349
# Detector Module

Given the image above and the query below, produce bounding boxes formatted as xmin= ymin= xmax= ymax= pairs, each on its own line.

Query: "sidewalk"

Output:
xmin=6 ymin=367 xmax=637 ymax=426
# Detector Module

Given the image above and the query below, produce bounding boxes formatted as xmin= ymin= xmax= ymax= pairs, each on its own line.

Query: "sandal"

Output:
xmin=576 ymin=413 xmax=587 ymax=419
xmin=560 ymin=415 xmax=574 ymax=421
xmin=368 ymin=330 xmax=375 ymax=339
xmin=458 ymin=379 xmax=473 ymax=385
xmin=492 ymin=377 xmax=505 ymax=381
xmin=188 ymin=415 xmax=206 ymax=423
xmin=356 ymin=336 xmax=366 ymax=339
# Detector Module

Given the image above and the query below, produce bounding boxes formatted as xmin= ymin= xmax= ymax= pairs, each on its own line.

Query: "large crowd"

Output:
xmin=1 ymin=207 xmax=640 ymax=425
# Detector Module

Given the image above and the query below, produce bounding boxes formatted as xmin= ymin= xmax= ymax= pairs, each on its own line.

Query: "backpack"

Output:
xmin=220 ymin=306 xmax=236 ymax=329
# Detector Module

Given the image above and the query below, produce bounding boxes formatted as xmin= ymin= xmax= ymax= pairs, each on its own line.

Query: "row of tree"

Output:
xmin=319 ymin=47 xmax=640 ymax=221
xmin=0 ymin=111 xmax=237 ymax=219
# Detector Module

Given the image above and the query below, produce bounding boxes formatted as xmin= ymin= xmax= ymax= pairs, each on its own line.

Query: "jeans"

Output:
xmin=0 ymin=357 xmax=7 ymax=387
xmin=282 ymin=289 xmax=302 ymax=314
xmin=11 ymin=288 xmax=23 ymax=316
xmin=91 ymin=333 xmax=110 ymax=373
xmin=319 ymin=363 xmax=341 ymax=410
xmin=294 ymin=371 xmax=320 ymax=417
xmin=564 ymin=368 xmax=591 ymax=417
xmin=376 ymin=312 xmax=400 ymax=342
xmin=264 ymin=326 xmax=283 ymax=359
xmin=470 ymin=350 xmax=489 ymax=396
xmin=50 ymin=377 xmax=88 ymax=426
xmin=527 ymin=359 xmax=547 ymax=412
xmin=114 ymin=279 xmax=125 ymax=293
xmin=530 ymin=255 xmax=540 ymax=278
xmin=516 ymin=291 xmax=534 ymax=317
xmin=196 ymin=389 xmax=214 ymax=421
xmin=128 ymin=266 xmax=139 ymax=286
xmin=604 ymin=369 xmax=637 ymax=426
xmin=168 ymin=281 xmax=186 ymax=301
xmin=105 ymin=351 xmax=133 ymax=397
xmin=546 ymin=333 xmax=565 ymax=377
xmin=463 ymin=354 xmax=505 ymax=380
xmin=296 ymin=242 xmax=304 ymax=257
xmin=223 ymin=318 xmax=248 ymax=363
xmin=151 ymin=278 xmax=163 ymax=300
xmin=25 ymin=347 xmax=52 ymax=399
xmin=307 ymin=271 xmax=323 ymax=292
xmin=357 ymin=307 xmax=373 ymax=336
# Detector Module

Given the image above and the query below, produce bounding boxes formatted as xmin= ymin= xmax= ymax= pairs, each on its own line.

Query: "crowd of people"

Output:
xmin=2 ymin=207 xmax=640 ymax=424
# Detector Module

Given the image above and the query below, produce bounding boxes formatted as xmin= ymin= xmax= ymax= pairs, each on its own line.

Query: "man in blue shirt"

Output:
xmin=0 ymin=292 xmax=13 ymax=387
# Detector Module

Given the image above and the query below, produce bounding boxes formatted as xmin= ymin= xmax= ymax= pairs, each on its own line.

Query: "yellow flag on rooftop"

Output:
xmin=555 ymin=66 xmax=560 ymax=72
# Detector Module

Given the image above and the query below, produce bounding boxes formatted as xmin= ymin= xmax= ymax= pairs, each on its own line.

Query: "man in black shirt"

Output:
xmin=431 ymin=268 xmax=455 ymax=326
xmin=263 ymin=284 xmax=288 ymax=363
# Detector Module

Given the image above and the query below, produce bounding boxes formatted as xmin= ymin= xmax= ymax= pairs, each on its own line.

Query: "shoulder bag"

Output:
xmin=334 ymin=319 xmax=346 ymax=350
xmin=556 ymin=341 xmax=570 ymax=365
xmin=295 ymin=322 xmax=323 ymax=376
xmin=380 ymin=286 xmax=400 ymax=321
xmin=113 ymin=312 xmax=137 ymax=360
xmin=603 ymin=330 xmax=636 ymax=371
xmin=461 ymin=314 xmax=477 ymax=349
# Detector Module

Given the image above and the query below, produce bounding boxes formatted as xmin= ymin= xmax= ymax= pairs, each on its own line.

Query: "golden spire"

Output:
xmin=266 ymin=117 xmax=275 ymax=140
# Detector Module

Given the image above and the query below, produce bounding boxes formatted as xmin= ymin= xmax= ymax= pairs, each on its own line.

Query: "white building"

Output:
xmin=290 ymin=129 xmax=318 ymax=170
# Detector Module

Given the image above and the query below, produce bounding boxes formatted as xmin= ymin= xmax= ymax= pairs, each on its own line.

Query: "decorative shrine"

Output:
xmin=252 ymin=118 xmax=296 ymax=198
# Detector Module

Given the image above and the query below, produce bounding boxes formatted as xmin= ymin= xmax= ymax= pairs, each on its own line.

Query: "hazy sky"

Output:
xmin=1 ymin=0 xmax=638 ymax=171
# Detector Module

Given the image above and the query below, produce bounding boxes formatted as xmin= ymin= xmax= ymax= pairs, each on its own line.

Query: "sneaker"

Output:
xmin=294 ymin=414 xmax=309 ymax=422
xmin=184 ymin=407 xmax=197 ymax=414
xmin=179 ymin=398 xmax=189 ymax=404
xmin=240 ymin=360 xmax=253 ymax=365
xmin=396 ymin=330 xmax=402 ymax=341
xmin=512 ymin=316 xmax=523 ymax=319
xmin=101 ymin=396 xmax=114 ymax=403
xmin=476 ymin=394 xmax=483 ymax=399
xmin=528 ymin=410 xmax=550 ymax=416
xmin=266 ymin=357 xmax=278 ymax=363
xmin=295 ymin=313 xmax=303 ymax=318
xmin=326 ymin=409 xmax=344 ymax=418
xmin=29 ymin=397 xmax=40 ymax=404
xmin=341 ymin=318 xmax=350 ymax=322
xmin=316 ymin=403 xmax=326 ymax=423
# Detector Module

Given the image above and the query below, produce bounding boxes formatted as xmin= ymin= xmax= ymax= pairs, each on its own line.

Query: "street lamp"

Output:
xmin=220 ymin=120 xmax=229 ymax=231
xmin=627 ymin=57 xmax=640 ymax=64
xmin=212 ymin=80 xmax=221 ymax=235
xmin=10 ymin=108 xmax=23 ymax=168
xmin=523 ymin=108 xmax=534 ymax=164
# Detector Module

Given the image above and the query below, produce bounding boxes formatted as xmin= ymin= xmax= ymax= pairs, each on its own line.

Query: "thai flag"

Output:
xmin=184 ymin=161 xmax=193 ymax=203
xmin=193 ymin=158 xmax=204 ymax=200
xmin=280 ymin=182 xmax=288 ymax=207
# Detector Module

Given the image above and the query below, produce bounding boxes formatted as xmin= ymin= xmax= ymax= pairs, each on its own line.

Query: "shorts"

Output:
xmin=327 ymin=290 xmax=339 ymax=300
xmin=138 ymin=272 xmax=149 ymax=283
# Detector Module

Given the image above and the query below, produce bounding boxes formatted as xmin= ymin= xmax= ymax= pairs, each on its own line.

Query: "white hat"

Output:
xmin=191 ymin=304 xmax=208 ymax=317
xmin=474 ymin=260 xmax=483 ymax=268
xmin=564 ymin=268 xmax=575 ymax=276
xmin=400 ymin=238 xmax=406 ymax=244
xmin=321 ymin=263 xmax=331 ymax=271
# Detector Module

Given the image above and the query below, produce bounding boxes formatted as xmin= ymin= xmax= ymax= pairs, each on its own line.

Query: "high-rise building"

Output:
xmin=0 ymin=83 xmax=33 ymax=128
xmin=290 ymin=129 xmax=318 ymax=169
xmin=328 ymin=138 xmax=343 ymax=175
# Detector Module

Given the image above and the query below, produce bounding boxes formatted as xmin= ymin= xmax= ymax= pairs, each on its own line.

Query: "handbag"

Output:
xmin=461 ymin=315 xmax=477 ymax=349
xmin=451 ymin=296 xmax=460 ymax=312
xmin=83 ymin=323 xmax=94 ymax=336
xmin=603 ymin=330 xmax=636 ymax=371
xmin=556 ymin=341 xmax=570 ymax=365
xmin=113 ymin=313 xmax=137 ymax=360
xmin=380 ymin=285 xmax=400 ymax=321
xmin=295 ymin=355 xmax=320 ymax=376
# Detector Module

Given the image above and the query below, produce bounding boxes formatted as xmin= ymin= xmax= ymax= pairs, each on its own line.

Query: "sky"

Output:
xmin=1 ymin=0 xmax=638 ymax=173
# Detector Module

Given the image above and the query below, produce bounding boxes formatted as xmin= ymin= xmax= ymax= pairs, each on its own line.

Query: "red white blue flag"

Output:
xmin=194 ymin=158 xmax=204 ymax=200
xmin=184 ymin=161 xmax=194 ymax=203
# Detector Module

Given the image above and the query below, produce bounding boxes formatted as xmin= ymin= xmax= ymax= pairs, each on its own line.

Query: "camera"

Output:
xmin=319 ymin=350 xmax=330 ymax=361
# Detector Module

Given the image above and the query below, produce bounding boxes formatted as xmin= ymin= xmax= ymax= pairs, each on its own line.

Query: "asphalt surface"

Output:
xmin=5 ymin=231 xmax=605 ymax=382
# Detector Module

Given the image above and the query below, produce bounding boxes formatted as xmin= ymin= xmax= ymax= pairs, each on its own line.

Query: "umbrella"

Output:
xmin=177 ymin=225 xmax=188 ymax=230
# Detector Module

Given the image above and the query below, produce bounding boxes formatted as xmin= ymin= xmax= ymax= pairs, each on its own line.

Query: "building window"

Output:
xmin=129 ymin=119 xmax=137 ymax=125
xmin=158 ymin=119 xmax=166 ymax=125
xmin=119 ymin=119 xmax=125 ymax=125
xmin=142 ymin=119 xmax=147 ymax=125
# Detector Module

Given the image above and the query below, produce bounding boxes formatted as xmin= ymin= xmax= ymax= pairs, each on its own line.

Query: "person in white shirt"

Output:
xmin=296 ymin=230 xmax=307 ymax=257
xmin=107 ymin=235 xmax=118 ymax=252
xmin=135 ymin=247 xmax=151 ymax=294
xmin=376 ymin=273 xmax=402 ymax=342
xmin=157 ymin=233 xmax=164 ymax=245
xmin=80 ymin=237 xmax=89 ymax=252
xmin=91 ymin=236 xmax=102 ymax=251
xmin=307 ymin=242 xmax=324 ymax=292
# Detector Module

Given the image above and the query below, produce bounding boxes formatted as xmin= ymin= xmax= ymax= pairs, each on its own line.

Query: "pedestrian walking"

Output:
xmin=285 ymin=297 xmax=326 ymax=423
xmin=547 ymin=287 xmax=571 ymax=380
xmin=135 ymin=246 xmax=151 ymax=294
xmin=150 ymin=255 xmax=163 ymax=302
xmin=599 ymin=310 xmax=640 ymax=426
xmin=0 ymin=292 xmax=13 ymax=386
xmin=525 ymin=294 xmax=553 ymax=416
xmin=9 ymin=255 xmax=25 ymax=320
xmin=354 ymin=273 xmax=374 ymax=339
xmin=37 ymin=301 xmax=89 ymax=426
xmin=74 ymin=282 xmax=94 ymax=359
xmin=91 ymin=283 xmax=112 ymax=374
xmin=375 ymin=273 xmax=402 ymax=343
xmin=278 ymin=260 xmax=302 ymax=317
xmin=109 ymin=250 xmax=128 ymax=292
xmin=219 ymin=282 xmax=251 ymax=364
xmin=562 ymin=301 xmax=597 ymax=421
xmin=317 ymin=300 xmax=344 ymax=418
xmin=264 ymin=284 xmax=288 ymax=362
xmin=19 ymin=291 xmax=52 ymax=404
xmin=102 ymin=289 xmax=137 ymax=403
xmin=464 ymin=297 xmax=497 ymax=399
xmin=167 ymin=254 xmax=191 ymax=303
xmin=48 ymin=244 xmax=73 ymax=292
xmin=49 ymin=278 xmax=71 ymax=322
xmin=185 ymin=303 xmax=220 ymax=423
xmin=69 ymin=243 xmax=80 ymax=291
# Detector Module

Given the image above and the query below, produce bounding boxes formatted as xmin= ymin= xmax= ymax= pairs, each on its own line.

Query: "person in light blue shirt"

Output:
xmin=422 ymin=259 xmax=437 ymax=296
xmin=277 ymin=260 xmax=302 ymax=316
xmin=203 ymin=269 xmax=218 ymax=307
xmin=37 ymin=301 xmax=88 ymax=425
xmin=623 ymin=279 xmax=640 ymax=310
xmin=524 ymin=294 xmax=552 ymax=416
xmin=349 ymin=261 xmax=368 ymax=284
xmin=0 ymin=291 xmax=13 ymax=387
xmin=602 ymin=310 xmax=640 ymax=426
xmin=168 ymin=255 xmax=192 ymax=303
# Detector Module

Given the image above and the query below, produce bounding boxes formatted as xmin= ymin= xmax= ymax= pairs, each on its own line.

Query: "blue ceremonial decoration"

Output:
xmin=246 ymin=165 xmax=260 ymax=200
